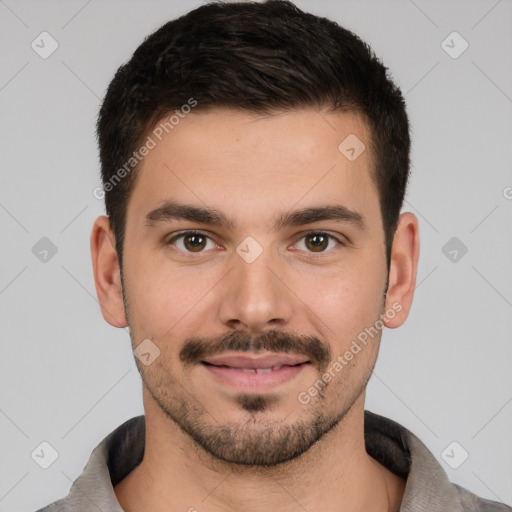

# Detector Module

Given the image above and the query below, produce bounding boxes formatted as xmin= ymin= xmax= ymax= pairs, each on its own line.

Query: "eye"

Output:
xmin=167 ymin=231 xmax=218 ymax=253
xmin=294 ymin=231 xmax=342 ymax=253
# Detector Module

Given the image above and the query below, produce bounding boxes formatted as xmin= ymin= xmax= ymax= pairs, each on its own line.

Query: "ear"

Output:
xmin=90 ymin=215 xmax=128 ymax=328
xmin=384 ymin=212 xmax=420 ymax=328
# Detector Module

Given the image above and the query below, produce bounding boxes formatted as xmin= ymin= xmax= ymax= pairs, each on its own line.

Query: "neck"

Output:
xmin=114 ymin=391 xmax=405 ymax=512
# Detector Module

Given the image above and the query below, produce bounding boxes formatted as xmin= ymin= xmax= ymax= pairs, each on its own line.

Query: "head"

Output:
xmin=97 ymin=0 xmax=410 ymax=272
xmin=91 ymin=0 xmax=419 ymax=467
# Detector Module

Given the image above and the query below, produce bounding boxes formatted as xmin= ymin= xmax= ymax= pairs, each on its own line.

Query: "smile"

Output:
xmin=200 ymin=353 xmax=311 ymax=391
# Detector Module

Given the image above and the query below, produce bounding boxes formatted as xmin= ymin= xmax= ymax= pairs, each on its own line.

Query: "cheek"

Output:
xmin=125 ymin=251 xmax=231 ymax=344
xmin=124 ymin=255 xmax=201 ymax=335
xmin=294 ymin=263 xmax=385 ymax=343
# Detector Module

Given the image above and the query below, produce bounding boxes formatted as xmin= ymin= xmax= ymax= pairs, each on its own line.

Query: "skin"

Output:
xmin=91 ymin=108 xmax=419 ymax=512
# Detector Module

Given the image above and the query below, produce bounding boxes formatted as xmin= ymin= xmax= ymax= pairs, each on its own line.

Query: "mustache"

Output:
xmin=179 ymin=329 xmax=332 ymax=371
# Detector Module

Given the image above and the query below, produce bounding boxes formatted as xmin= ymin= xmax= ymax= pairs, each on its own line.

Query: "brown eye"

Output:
xmin=294 ymin=232 xmax=342 ymax=253
xmin=183 ymin=233 xmax=207 ymax=252
xmin=305 ymin=233 xmax=329 ymax=252
xmin=168 ymin=231 xmax=216 ymax=253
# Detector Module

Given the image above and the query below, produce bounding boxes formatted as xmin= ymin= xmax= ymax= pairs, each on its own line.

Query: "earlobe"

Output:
xmin=384 ymin=212 xmax=420 ymax=329
xmin=90 ymin=215 xmax=128 ymax=328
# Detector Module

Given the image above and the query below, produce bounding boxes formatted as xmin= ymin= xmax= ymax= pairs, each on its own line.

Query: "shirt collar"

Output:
xmin=56 ymin=411 xmax=465 ymax=511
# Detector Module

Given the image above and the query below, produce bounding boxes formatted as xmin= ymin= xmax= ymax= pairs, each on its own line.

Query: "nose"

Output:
xmin=216 ymin=245 xmax=294 ymax=333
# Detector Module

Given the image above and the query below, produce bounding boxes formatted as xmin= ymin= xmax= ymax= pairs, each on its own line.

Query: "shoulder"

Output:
xmin=455 ymin=484 xmax=512 ymax=512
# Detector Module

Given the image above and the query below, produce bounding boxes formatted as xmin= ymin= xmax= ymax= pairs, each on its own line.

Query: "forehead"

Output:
xmin=127 ymin=108 xmax=381 ymax=232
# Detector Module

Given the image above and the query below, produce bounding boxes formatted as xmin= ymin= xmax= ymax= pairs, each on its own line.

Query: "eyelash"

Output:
xmin=166 ymin=230 xmax=345 ymax=256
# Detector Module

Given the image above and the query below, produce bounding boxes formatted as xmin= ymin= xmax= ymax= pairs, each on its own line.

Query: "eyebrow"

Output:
xmin=144 ymin=200 xmax=365 ymax=231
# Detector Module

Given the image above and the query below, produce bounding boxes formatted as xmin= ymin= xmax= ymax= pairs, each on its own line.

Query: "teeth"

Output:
xmin=235 ymin=366 xmax=284 ymax=373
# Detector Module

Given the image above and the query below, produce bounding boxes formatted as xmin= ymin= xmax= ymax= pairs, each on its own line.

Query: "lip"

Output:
xmin=201 ymin=351 xmax=310 ymax=392
xmin=202 ymin=351 xmax=309 ymax=369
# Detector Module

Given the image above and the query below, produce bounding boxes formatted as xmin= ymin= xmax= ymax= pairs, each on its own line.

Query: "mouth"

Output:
xmin=200 ymin=352 xmax=311 ymax=391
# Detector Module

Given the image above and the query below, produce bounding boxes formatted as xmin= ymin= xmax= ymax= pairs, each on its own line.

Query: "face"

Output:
xmin=119 ymin=108 xmax=390 ymax=466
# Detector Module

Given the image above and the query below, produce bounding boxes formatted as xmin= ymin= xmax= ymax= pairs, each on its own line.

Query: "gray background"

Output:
xmin=1 ymin=0 xmax=511 ymax=510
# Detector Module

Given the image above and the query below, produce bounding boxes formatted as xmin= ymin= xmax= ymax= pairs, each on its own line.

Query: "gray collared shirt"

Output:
xmin=35 ymin=411 xmax=511 ymax=511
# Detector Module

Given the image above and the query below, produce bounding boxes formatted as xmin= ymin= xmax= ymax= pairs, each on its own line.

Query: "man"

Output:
xmin=36 ymin=1 xmax=511 ymax=511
